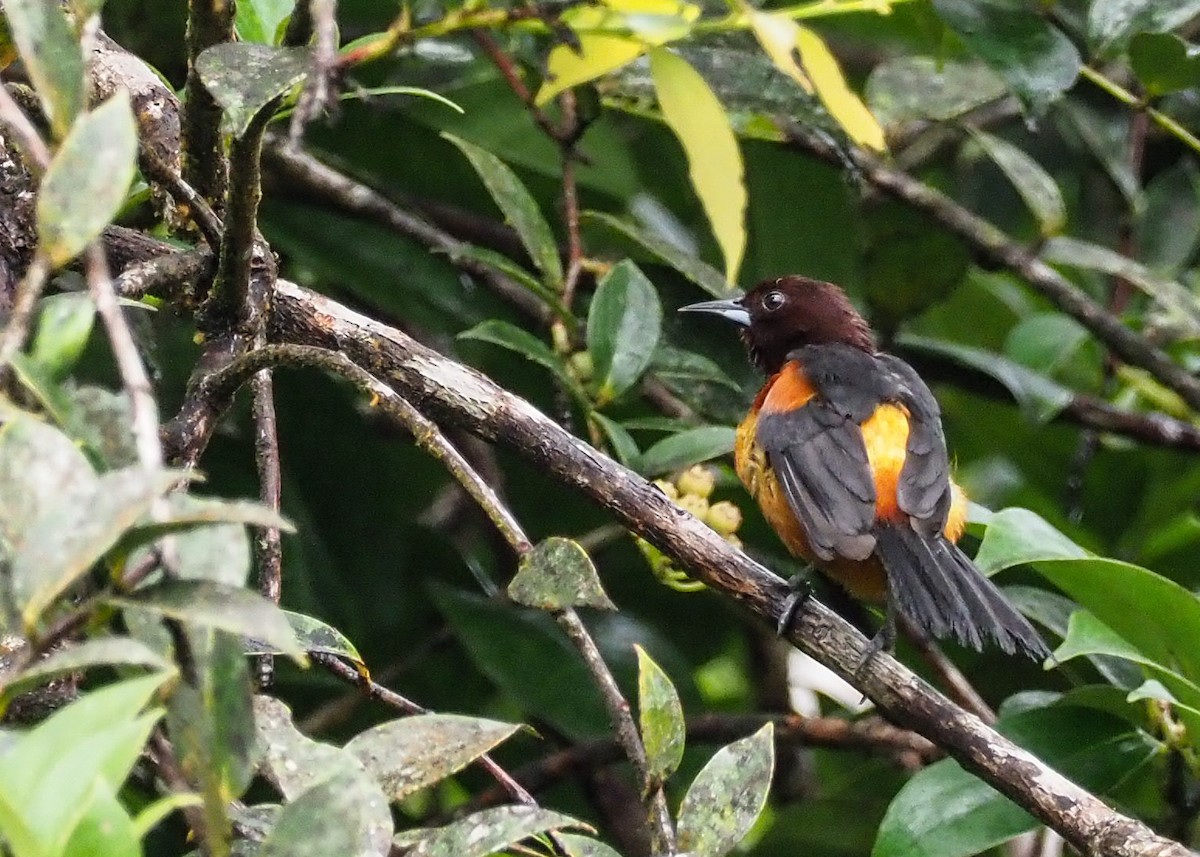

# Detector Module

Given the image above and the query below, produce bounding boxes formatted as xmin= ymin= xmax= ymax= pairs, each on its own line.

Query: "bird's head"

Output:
xmin=680 ymin=276 xmax=876 ymax=374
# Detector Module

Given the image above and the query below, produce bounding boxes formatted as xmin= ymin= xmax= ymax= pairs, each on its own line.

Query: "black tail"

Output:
xmin=875 ymin=526 xmax=1049 ymax=660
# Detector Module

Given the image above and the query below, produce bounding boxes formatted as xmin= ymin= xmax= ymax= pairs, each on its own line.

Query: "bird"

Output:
xmin=680 ymin=275 xmax=1048 ymax=660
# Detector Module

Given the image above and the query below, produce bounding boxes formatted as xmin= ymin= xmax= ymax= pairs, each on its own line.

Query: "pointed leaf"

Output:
xmin=253 ymin=696 xmax=366 ymax=800
xmin=934 ymin=0 xmax=1080 ymax=114
xmin=109 ymin=580 xmax=305 ymax=661
xmin=509 ymin=536 xmax=616 ymax=611
xmin=443 ymin=133 xmax=563 ymax=287
xmin=636 ymin=645 xmax=685 ymax=783
xmin=677 ymin=723 xmax=774 ymax=857
xmin=581 ymin=211 xmax=731 ymax=297
xmin=587 ymin=260 xmax=663 ymax=402
xmin=197 ymin=43 xmax=311 ymax=137
xmin=37 ymin=94 xmax=138 ymax=267
xmin=1 ymin=637 xmax=171 ymax=704
xmin=30 ymin=293 xmax=96 ymax=379
xmin=793 ymin=25 xmax=886 ymax=152
xmin=650 ymin=49 xmax=745 ymax=282
xmin=4 ymin=0 xmax=84 ymax=138
xmin=403 ymin=806 xmax=590 ymax=857
xmin=968 ymin=129 xmax=1065 ymax=236
xmin=458 ymin=320 xmax=583 ymax=397
xmin=62 ymin=781 xmax=140 ymax=857
xmin=540 ymin=34 xmax=647 ymax=106
xmin=259 ymin=769 xmax=392 ymax=857
xmin=16 ymin=467 xmax=181 ymax=630
xmin=639 ymin=426 xmax=735 ymax=477
xmin=245 ymin=611 xmax=364 ymax=664
xmin=591 ymin=412 xmax=642 ymax=469
xmin=345 ymin=714 xmax=522 ymax=801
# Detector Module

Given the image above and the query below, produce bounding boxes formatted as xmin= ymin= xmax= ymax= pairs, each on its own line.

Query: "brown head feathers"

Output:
xmin=680 ymin=276 xmax=876 ymax=374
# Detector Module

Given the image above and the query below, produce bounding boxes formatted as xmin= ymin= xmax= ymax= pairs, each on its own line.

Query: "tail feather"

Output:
xmin=875 ymin=526 xmax=1048 ymax=660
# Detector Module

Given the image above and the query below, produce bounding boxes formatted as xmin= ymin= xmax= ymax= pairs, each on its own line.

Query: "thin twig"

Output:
xmin=0 ymin=83 xmax=51 ymax=172
xmin=899 ymin=617 xmax=995 ymax=725
xmin=252 ymin=369 xmax=283 ymax=687
xmin=84 ymin=245 xmax=163 ymax=470
xmin=309 ymin=651 xmax=541 ymax=808
xmin=783 ymin=122 xmax=1200 ymax=414
xmin=139 ymin=151 xmax=225 ymax=248
xmin=464 ymin=711 xmax=938 ymax=812
xmin=0 ymin=253 xmax=50 ymax=370
xmin=285 ymin=0 xmax=339 ymax=145
xmin=150 ymin=730 xmax=212 ymax=854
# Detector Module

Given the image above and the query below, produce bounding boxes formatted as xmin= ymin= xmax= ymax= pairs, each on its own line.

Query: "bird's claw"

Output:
xmin=776 ymin=570 xmax=814 ymax=636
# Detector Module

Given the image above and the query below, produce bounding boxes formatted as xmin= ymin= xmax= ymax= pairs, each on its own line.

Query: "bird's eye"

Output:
xmin=762 ymin=290 xmax=786 ymax=311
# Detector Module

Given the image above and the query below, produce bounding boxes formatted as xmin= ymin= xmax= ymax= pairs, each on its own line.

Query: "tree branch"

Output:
xmin=264 ymin=277 xmax=1189 ymax=857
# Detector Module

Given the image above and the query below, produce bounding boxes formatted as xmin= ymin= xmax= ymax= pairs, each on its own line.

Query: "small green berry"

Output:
xmin=706 ymin=500 xmax=743 ymax=536
xmin=677 ymin=493 xmax=710 ymax=520
xmin=677 ymin=465 xmax=715 ymax=499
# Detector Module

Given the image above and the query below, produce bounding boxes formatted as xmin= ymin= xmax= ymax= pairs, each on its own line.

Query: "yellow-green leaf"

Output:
xmin=535 ymin=0 xmax=699 ymax=105
xmin=649 ymin=48 xmax=744 ymax=283
xmin=750 ymin=13 xmax=886 ymax=152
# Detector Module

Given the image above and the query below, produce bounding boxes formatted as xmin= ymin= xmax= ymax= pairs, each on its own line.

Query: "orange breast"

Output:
xmin=735 ymin=362 xmax=968 ymax=602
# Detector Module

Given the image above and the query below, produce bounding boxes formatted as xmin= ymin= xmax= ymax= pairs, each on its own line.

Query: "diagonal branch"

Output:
xmin=262 ymin=277 xmax=1189 ymax=857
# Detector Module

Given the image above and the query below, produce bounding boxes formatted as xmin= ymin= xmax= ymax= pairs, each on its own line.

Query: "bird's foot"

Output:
xmin=776 ymin=570 xmax=815 ymax=636
xmin=853 ymin=600 xmax=897 ymax=677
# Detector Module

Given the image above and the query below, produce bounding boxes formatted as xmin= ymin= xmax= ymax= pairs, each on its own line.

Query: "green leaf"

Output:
xmin=591 ymin=412 xmax=642 ymax=469
xmin=676 ymin=723 xmax=774 ymax=857
xmin=581 ymin=211 xmax=731 ymax=298
xmin=1088 ymin=0 xmax=1200 ymax=53
xmin=1003 ymin=313 xmax=1101 ymax=391
xmin=1 ymin=637 xmax=172 ymax=705
xmin=446 ymin=243 xmax=567 ymax=316
xmin=259 ymin=769 xmax=393 ymax=857
xmin=866 ymin=57 xmax=1007 ymax=125
xmin=967 ymin=129 xmax=1065 ymax=237
xmin=635 ymin=645 xmax=685 ymax=783
xmin=244 ymin=611 xmax=364 ymax=664
xmin=897 ymin=335 xmax=1073 ymax=424
xmin=29 ymin=293 xmax=96 ymax=379
xmin=196 ymin=43 xmax=311 ymax=137
xmin=1041 ymin=236 xmax=1200 ymax=337
xmin=933 ymin=0 xmax=1080 ymax=114
xmin=344 ymin=714 xmax=521 ymax=801
xmin=650 ymin=345 xmax=741 ymax=392
xmin=458 ymin=320 xmax=583 ymax=397
xmin=4 ymin=0 xmax=84 ymax=139
xmin=977 ymin=508 xmax=1200 ymax=685
xmin=15 ymin=467 xmax=180 ymax=631
xmin=1135 ymin=162 xmax=1200 ymax=276
xmin=37 ymin=94 xmax=138 ymax=267
xmin=165 ymin=629 xmax=257 ymax=855
xmin=872 ymin=705 xmax=1159 ymax=857
xmin=650 ymin=48 xmax=745 ymax=283
xmin=110 ymin=580 xmax=306 ymax=662
xmin=587 ymin=260 xmax=663 ymax=403
xmin=0 ymin=673 xmax=169 ymax=857
xmin=235 ymin=0 xmax=294 ymax=44
xmin=253 ymin=696 xmax=366 ymax=800
xmin=443 ymin=133 xmax=563 ymax=287
xmin=1129 ymin=32 xmax=1200 ymax=96
xmin=401 ymin=806 xmax=590 ymax=857
xmin=639 ymin=426 xmax=735 ymax=476
xmin=430 ymin=585 xmax=612 ymax=739
xmin=557 ymin=833 xmax=624 ymax=857
xmin=62 ymin=781 xmax=140 ymax=857
xmin=508 ymin=536 xmax=616 ymax=611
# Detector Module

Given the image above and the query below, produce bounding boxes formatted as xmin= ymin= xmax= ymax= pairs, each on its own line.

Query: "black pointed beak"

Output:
xmin=678 ymin=297 xmax=750 ymax=327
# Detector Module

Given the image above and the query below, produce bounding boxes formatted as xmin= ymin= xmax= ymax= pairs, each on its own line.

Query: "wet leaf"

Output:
xmin=558 ymin=833 xmax=624 ymax=857
xmin=508 ymin=536 xmax=616 ymax=611
xmin=253 ymin=696 xmax=365 ymax=800
xmin=676 ymin=723 xmax=774 ymax=857
xmin=636 ymin=645 xmax=685 ymax=783
xmin=1088 ymin=0 xmax=1200 ymax=53
xmin=109 ymin=580 xmax=305 ymax=661
xmin=866 ymin=57 xmax=1007 ymax=125
xmin=401 ymin=805 xmax=590 ymax=857
xmin=934 ymin=0 xmax=1080 ymax=114
xmin=345 ymin=714 xmax=521 ymax=801
xmin=4 ymin=0 xmax=84 ymax=138
xmin=967 ymin=129 xmax=1065 ymax=236
xmin=37 ymin=94 xmax=138 ymax=267
xmin=650 ymin=48 xmax=746 ymax=282
xmin=443 ymin=133 xmax=563 ymax=287
xmin=245 ymin=611 xmax=364 ymax=664
xmin=581 ymin=211 xmax=731 ymax=298
xmin=639 ymin=426 xmax=736 ymax=476
xmin=197 ymin=43 xmax=311 ymax=136
xmin=587 ymin=260 xmax=663 ymax=403
xmin=259 ymin=769 xmax=392 ymax=857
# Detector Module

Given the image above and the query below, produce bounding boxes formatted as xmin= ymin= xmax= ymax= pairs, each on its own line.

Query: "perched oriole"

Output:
xmin=682 ymin=276 xmax=1047 ymax=659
